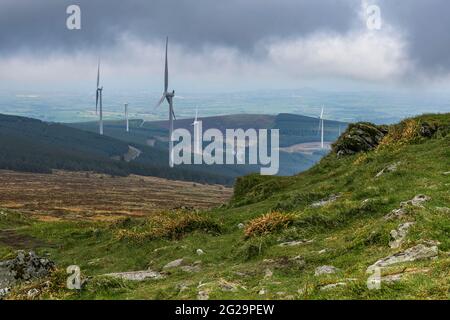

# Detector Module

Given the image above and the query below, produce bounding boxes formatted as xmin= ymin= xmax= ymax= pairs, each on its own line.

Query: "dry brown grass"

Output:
xmin=378 ymin=119 xmax=422 ymax=149
xmin=244 ymin=212 xmax=295 ymax=238
xmin=0 ymin=170 xmax=232 ymax=220
xmin=116 ymin=211 xmax=221 ymax=242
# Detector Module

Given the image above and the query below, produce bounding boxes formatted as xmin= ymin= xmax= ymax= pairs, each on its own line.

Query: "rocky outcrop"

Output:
xmin=384 ymin=195 xmax=431 ymax=220
xmin=333 ymin=122 xmax=388 ymax=156
xmin=419 ymin=122 xmax=438 ymax=138
xmin=367 ymin=244 xmax=438 ymax=273
xmin=0 ymin=251 xmax=55 ymax=296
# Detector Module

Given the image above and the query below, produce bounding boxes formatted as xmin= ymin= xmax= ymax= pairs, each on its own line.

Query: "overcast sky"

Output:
xmin=1 ymin=0 xmax=450 ymax=92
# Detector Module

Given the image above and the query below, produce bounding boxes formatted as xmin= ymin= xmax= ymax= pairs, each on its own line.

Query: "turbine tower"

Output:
xmin=125 ymin=103 xmax=129 ymax=133
xmin=319 ymin=106 xmax=324 ymax=149
xmin=96 ymin=59 xmax=104 ymax=135
xmin=192 ymin=107 xmax=201 ymax=155
xmin=154 ymin=37 xmax=176 ymax=167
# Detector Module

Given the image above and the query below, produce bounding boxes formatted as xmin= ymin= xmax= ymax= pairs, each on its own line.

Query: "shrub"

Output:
xmin=244 ymin=212 xmax=295 ymax=238
xmin=116 ymin=212 xmax=221 ymax=242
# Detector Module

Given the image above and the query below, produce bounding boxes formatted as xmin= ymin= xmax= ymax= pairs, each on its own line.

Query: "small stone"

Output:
xmin=311 ymin=194 xmax=341 ymax=208
xmin=196 ymin=249 xmax=205 ymax=255
xmin=278 ymin=239 xmax=313 ymax=247
xmin=163 ymin=258 xmax=184 ymax=269
xmin=27 ymin=288 xmax=40 ymax=299
xmin=258 ymin=289 xmax=266 ymax=295
xmin=320 ymin=282 xmax=347 ymax=291
xmin=219 ymin=280 xmax=239 ymax=292
xmin=318 ymin=249 xmax=328 ymax=254
xmin=389 ymin=222 xmax=415 ymax=249
xmin=264 ymin=268 xmax=273 ymax=279
xmin=376 ymin=162 xmax=401 ymax=178
xmin=289 ymin=255 xmax=306 ymax=267
xmin=314 ymin=265 xmax=340 ymax=276
xmin=443 ymin=172 xmax=450 ymax=176
xmin=180 ymin=265 xmax=201 ymax=273
xmin=384 ymin=208 xmax=408 ymax=221
xmin=400 ymin=195 xmax=431 ymax=208
xmin=237 ymin=223 xmax=245 ymax=229
xmin=0 ymin=287 xmax=10 ymax=298
xmin=105 ymin=270 xmax=165 ymax=281
xmin=197 ymin=290 xmax=209 ymax=300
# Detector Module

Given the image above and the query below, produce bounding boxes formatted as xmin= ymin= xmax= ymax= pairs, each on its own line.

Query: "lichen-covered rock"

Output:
xmin=314 ymin=265 xmax=340 ymax=276
xmin=0 ymin=251 xmax=55 ymax=295
xmin=367 ymin=244 xmax=438 ymax=273
xmin=333 ymin=122 xmax=388 ymax=156
xmin=419 ymin=122 xmax=438 ymax=138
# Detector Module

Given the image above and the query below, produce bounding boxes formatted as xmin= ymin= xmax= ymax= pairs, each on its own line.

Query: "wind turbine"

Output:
xmin=318 ymin=106 xmax=324 ymax=149
xmin=124 ymin=103 xmax=129 ymax=133
xmin=191 ymin=107 xmax=201 ymax=155
xmin=154 ymin=37 xmax=176 ymax=167
xmin=96 ymin=59 xmax=104 ymax=135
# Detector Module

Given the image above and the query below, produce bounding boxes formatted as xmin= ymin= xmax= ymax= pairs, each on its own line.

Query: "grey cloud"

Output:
xmin=2 ymin=0 xmax=450 ymax=77
xmin=0 ymin=0 xmax=357 ymax=56
xmin=378 ymin=0 xmax=450 ymax=75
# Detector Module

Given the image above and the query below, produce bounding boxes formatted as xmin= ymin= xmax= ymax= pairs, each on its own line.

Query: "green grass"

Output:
xmin=1 ymin=113 xmax=450 ymax=300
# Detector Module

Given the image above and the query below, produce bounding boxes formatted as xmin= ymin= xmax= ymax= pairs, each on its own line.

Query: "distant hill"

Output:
xmin=0 ymin=114 xmax=233 ymax=185
xmin=70 ymin=113 xmax=346 ymax=148
xmin=68 ymin=113 xmax=348 ymax=176
xmin=0 ymin=112 xmax=348 ymax=186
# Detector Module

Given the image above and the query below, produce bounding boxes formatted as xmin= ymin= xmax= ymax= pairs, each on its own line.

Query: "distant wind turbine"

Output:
xmin=318 ymin=106 xmax=324 ymax=149
xmin=96 ymin=59 xmax=104 ymax=135
xmin=124 ymin=103 xmax=129 ymax=133
xmin=154 ymin=37 xmax=177 ymax=167
xmin=192 ymin=107 xmax=201 ymax=155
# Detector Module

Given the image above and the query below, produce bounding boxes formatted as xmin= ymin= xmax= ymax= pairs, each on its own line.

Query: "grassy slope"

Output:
xmin=1 ymin=114 xmax=449 ymax=300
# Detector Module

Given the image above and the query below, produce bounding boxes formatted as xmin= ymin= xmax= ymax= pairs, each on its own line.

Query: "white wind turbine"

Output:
xmin=318 ymin=106 xmax=324 ymax=149
xmin=154 ymin=37 xmax=177 ymax=167
xmin=124 ymin=103 xmax=129 ymax=132
xmin=96 ymin=59 xmax=104 ymax=135
xmin=191 ymin=107 xmax=201 ymax=155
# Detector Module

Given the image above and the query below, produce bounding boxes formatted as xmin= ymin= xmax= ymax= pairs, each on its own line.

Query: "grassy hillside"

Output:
xmin=1 ymin=113 xmax=449 ymax=300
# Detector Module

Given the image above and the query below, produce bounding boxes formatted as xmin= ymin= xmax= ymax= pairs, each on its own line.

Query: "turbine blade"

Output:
xmin=320 ymin=106 xmax=324 ymax=119
xmin=164 ymin=37 xmax=169 ymax=93
xmin=171 ymin=108 xmax=176 ymax=121
xmin=154 ymin=95 xmax=166 ymax=109
xmin=140 ymin=119 xmax=146 ymax=128
xmin=97 ymin=59 xmax=100 ymax=88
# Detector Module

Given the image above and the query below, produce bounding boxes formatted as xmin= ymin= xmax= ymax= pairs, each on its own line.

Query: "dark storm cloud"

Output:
xmin=0 ymin=0 xmax=357 ymax=55
xmin=2 ymin=0 xmax=450 ymax=76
